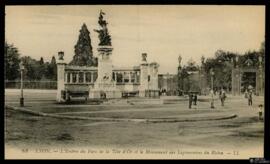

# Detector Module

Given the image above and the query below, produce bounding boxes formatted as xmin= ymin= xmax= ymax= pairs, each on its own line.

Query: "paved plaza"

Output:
xmin=5 ymin=89 xmax=264 ymax=158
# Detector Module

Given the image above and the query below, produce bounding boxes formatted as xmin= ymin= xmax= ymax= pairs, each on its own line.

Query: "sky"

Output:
xmin=5 ymin=5 xmax=265 ymax=74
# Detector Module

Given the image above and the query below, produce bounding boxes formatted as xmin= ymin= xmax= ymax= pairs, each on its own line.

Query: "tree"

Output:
xmin=259 ymin=41 xmax=265 ymax=55
xmin=47 ymin=56 xmax=57 ymax=80
xmin=204 ymin=51 xmax=234 ymax=91
xmin=39 ymin=57 xmax=44 ymax=65
xmin=51 ymin=56 xmax=56 ymax=65
xmin=20 ymin=56 xmax=41 ymax=80
xmin=70 ymin=23 xmax=97 ymax=66
xmin=259 ymin=41 xmax=265 ymax=67
xmin=4 ymin=42 xmax=20 ymax=80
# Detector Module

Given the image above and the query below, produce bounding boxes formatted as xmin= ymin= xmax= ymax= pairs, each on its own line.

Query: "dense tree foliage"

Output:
xmin=178 ymin=41 xmax=265 ymax=93
xmin=5 ymin=42 xmax=57 ymax=81
xmin=5 ymin=42 xmax=21 ymax=80
xmin=20 ymin=56 xmax=57 ymax=81
xmin=203 ymin=45 xmax=264 ymax=91
xmin=70 ymin=23 xmax=98 ymax=66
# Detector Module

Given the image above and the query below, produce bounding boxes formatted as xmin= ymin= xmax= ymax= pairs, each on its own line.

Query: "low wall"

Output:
xmin=5 ymin=81 xmax=57 ymax=89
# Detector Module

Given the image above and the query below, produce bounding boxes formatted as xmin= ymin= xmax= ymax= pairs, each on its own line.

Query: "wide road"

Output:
xmin=5 ymin=89 xmax=264 ymax=159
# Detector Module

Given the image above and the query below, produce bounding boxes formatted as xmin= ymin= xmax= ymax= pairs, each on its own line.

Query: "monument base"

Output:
xmin=139 ymin=90 xmax=160 ymax=98
xmin=89 ymin=82 xmax=122 ymax=99
xmin=89 ymin=89 xmax=122 ymax=99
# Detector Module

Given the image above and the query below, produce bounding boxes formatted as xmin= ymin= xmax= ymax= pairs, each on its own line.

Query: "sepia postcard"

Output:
xmin=4 ymin=5 xmax=266 ymax=159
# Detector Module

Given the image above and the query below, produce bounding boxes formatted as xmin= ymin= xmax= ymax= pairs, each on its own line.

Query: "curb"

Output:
xmin=5 ymin=105 xmax=237 ymax=123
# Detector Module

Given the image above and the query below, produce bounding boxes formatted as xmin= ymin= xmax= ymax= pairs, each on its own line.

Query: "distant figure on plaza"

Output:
xmin=188 ymin=92 xmax=193 ymax=109
xmin=248 ymin=90 xmax=253 ymax=106
xmin=244 ymin=89 xmax=248 ymax=99
xmin=257 ymin=104 xmax=263 ymax=120
xmin=210 ymin=89 xmax=215 ymax=109
xmin=219 ymin=88 xmax=226 ymax=106
xmin=193 ymin=93 xmax=197 ymax=106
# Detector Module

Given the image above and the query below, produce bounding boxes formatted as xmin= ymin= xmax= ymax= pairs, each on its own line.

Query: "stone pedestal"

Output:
xmin=89 ymin=46 xmax=122 ymax=99
xmin=232 ymin=68 xmax=241 ymax=96
xmin=256 ymin=67 xmax=264 ymax=96
xmin=138 ymin=53 xmax=159 ymax=98
xmin=56 ymin=52 xmax=66 ymax=102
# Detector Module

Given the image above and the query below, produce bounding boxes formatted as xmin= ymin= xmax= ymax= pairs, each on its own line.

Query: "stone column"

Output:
xmin=129 ymin=72 xmax=131 ymax=83
xmin=134 ymin=72 xmax=137 ymax=83
xmin=139 ymin=53 xmax=149 ymax=97
xmin=91 ymin=72 xmax=94 ymax=83
xmin=96 ymin=46 xmax=113 ymax=84
xmin=70 ymin=73 xmax=73 ymax=84
xmin=83 ymin=72 xmax=86 ymax=83
xmin=65 ymin=72 xmax=68 ymax=83
xmin=76 ymin=73 xmax=79 ymax=83
xmin=122 ymin=72 xmax=124 ymax=83
xmin=231 ymin=56 xmax=241 ymax=96
xmin=232 ymin=69 xmax=240 ymax=96
xmin=256 ymin=69 xmax=263 ymax=96
xmin=256 ymin=56 xmax=264 ymax=96
xmin=56 ymin=51 xmax=66 ymax=102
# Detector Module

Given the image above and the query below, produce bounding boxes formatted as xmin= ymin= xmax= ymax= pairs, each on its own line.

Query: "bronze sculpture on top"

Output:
xmin=94 ymin=10 xmax=112 ymax=46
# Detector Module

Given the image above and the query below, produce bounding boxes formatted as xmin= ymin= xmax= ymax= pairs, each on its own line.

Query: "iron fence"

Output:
xmin=5 ymin=80 xmax=57 ymax=89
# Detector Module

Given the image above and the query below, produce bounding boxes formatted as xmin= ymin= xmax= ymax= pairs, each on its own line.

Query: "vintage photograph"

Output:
xmin=4 ymin=5 xmax=265 ymax=159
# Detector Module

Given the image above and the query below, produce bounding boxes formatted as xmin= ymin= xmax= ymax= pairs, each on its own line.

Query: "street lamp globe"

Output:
xmin=19 ymin=61 xmax=25 ymax=70
xmin=259 ymin=55 xmax=262 ymax=63
xmin=211 ymin=69 xmax=215 ymax=76
xmin=235 ymin=56 xmax=239 ymax=63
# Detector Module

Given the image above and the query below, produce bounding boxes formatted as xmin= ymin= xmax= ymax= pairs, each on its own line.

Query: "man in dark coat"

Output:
xmin=188 ymin=92 xmax=193 ymax=109
xmin=220 ymin=89 xmax=226 ymax=106
xmin=193 ymin=93 xmax=197 ymax=106
xmin=248 ymin=90 xmax=253 ymax=106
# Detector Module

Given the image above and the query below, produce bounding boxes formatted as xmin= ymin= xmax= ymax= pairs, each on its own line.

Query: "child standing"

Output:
xmin=258 ymin=104 xmax=263 ymax=121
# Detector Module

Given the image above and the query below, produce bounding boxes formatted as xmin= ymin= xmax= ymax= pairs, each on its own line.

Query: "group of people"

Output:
xmin=188 ymin=93 xmax=198 ymax=109
xmin=243 ymin=89 xmax=263 ymax=120
xmin=189 ymin=87 xmax=253 ymax=109
xmin=186 ymin=87 xmax=263 ymax=120
xmin=188 ymin=89 xmax=227 ymax=109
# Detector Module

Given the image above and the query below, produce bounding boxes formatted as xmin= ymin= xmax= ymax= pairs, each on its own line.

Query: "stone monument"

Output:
xmin=56 ymin=51 xmax=66 ymax=102
xmin=90 ymin=10 xmax=121 ymax=98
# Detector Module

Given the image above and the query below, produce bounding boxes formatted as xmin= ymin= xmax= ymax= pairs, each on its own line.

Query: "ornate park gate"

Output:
xmin=231 ymin=56 xmax=264 ymax=96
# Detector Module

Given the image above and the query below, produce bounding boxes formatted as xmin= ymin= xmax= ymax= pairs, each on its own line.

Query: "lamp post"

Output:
xmin=210 ymin=68 xmax=215 ymax=108
xmin=258 ymin=55 xmax=263 ymax=96
xmin=19 ymin=61 xmax=25 ymax=107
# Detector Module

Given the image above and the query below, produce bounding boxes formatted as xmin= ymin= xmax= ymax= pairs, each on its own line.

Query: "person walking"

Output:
xmin=210 ymin=89 xmax=215 ymax=109
xmin=220 ymin=89 xmax=226 ymax=106
xmin=188 ymin=92 xmax=193 ymax=109
xmin=193 ymin=93 xmax=197 ymax=106
xmin=257 ymin=104 xmax=263 ymax=120
xmin=248 ymin=90 xmax=253 ymax=106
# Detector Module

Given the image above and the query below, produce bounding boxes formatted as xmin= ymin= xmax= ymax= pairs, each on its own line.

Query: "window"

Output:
xmin=124 ymin=72 xmax=129 ymax=83
xmin=116 ymin=73 xmax=123 ymax=83
xmin=79 ymin=72 xmax=84 ymax=83
xmin=72 ymin=73 xmax=77 ymax=83
xmin=131 ymin=72 xmax=135 ymax=83
xmin=86 ymin=72 xmax=91 ymax=82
